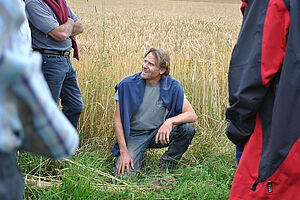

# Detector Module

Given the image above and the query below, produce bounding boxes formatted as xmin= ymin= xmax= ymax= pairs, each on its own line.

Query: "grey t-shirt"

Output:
xmin=25 ymin=0 xmax=78 ymax=51
xmin=115 ymin=83 xmax=169 ymax=131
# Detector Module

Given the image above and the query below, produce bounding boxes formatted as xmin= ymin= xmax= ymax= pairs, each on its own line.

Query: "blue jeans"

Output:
xmin=113 ymin=123 xmax=195 ymax=175
xmin=0 ymin=150 xmax=24 ymax=200
xmin=41 ymin=54 xmax=83 ymax=129
xmin=235 ymin=145 xmax=243 ymax=166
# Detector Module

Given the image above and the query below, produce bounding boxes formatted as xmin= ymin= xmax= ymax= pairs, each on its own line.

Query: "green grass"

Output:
xmin=20 ymin=148 xmax=236 ymax=199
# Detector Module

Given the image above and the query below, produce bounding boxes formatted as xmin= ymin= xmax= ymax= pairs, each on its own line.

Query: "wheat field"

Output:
xmin=21 ymin=1 xmax=245 ymax=198
xmin=68 ymin=0 xmax=242 ymax=161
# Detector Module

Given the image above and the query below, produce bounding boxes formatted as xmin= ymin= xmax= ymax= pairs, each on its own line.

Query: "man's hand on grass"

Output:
xmin=116 ymin=152 xmax=134 ymax=175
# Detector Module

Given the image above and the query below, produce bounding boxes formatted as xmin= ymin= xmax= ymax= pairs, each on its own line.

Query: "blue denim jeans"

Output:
xmin=235 ymin=145 xmax=243 ymax=166
xmin=113 ymin=123 xmax=195 ymax=175
xmin=0 ymin=150 xmax=24 ymax=200
xmin=41 ymin=54 xmax=83 ymax=128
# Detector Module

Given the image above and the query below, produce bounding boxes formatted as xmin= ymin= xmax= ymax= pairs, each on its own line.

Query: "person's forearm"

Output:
xmin=47 ymin=18 xmax=74 ymax=41
xmin=155 ymin=101 xmax=197 ymax=145
xmin=114 ymin=101 xmax=129 ymax=154
xmin=114 ymin=121 xmax=128 ymax=154
xmin=166 ymin=111 xmax=197 ymax=126
xmin=166 ymin=99 xmax=197 ymax=125
xmin=71 ymin=21 xmax=83 ymax=36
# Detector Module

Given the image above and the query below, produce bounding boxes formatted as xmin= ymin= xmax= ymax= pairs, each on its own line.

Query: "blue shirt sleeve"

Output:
xmin=25 ymin=0 xmax=59 ymax=34
xmin=25 ymin=0 xmax=79 ymax=34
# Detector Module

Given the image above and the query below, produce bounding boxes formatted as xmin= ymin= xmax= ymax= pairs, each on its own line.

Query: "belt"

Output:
xmin=33 ymin=49 xmax=70 ymax=57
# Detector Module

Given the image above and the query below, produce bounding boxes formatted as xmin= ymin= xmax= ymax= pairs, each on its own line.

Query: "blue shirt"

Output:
xmin=25 ymin=0 xmax=78 ymax=51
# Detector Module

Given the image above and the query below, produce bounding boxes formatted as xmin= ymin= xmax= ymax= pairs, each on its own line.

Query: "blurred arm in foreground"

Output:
xmin=0 ymin=0 xmax=78 ymax=199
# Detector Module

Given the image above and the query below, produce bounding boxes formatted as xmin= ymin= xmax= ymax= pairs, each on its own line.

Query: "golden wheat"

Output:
xmin=68 ymin=0 xmax=242 ymax=161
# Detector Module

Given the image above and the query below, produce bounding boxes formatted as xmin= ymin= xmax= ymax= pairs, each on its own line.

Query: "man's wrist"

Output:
xmin=165 ymin=118 xmax=174 ymax=126
xmin=119 ymin=149 xmax=129 ymax=155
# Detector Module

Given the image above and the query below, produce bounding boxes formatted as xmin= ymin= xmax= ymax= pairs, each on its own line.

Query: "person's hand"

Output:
xmin=155 ymin=119 xmax=173 ymax=145
xmin=67 ymin=17 xmax=74 ymax=25
xmin=116 ymin=152 xmax=134 ymax=175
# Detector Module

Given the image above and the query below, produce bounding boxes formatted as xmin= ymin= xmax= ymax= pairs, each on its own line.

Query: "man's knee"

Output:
xmin=74 ymin=101 xmax=84 ymax=114
xmin=178 ymin=123 xmax=195 ymax=139
xmin=63 ymin=100 xmax=84 ymax=115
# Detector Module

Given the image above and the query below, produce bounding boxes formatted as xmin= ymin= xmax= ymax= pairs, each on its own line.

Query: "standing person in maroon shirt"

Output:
xmin=25 ymin=0 xmax=84 ymax=128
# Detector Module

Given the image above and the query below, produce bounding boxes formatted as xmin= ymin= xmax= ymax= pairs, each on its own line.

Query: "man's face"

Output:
xmin=141 ymin=52 xmax=166 ymax=85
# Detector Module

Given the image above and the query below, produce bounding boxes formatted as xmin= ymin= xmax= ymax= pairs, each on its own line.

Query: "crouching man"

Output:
xmin=111 ymin=48 xmax=197 ymax=175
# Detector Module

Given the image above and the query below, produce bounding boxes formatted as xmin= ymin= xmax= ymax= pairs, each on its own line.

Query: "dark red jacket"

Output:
xmin=226 ymin=0 xmax=300 ymax=199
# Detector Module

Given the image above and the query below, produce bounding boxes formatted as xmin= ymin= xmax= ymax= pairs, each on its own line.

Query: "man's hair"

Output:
xmin=144 ymin=48 xmax=170 ymax=79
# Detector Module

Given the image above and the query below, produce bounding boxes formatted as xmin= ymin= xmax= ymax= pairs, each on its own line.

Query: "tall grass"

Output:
xmin=22 ymin=0 xmax=243 ymax=198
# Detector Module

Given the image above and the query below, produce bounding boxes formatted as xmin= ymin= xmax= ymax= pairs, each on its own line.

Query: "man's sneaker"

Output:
xmin=158 ymin=160 xmax=178 ymax=171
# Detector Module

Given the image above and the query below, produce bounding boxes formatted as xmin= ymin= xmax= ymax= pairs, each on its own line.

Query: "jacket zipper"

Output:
xmin=251 ymin=179 xmax=259 ymax=191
